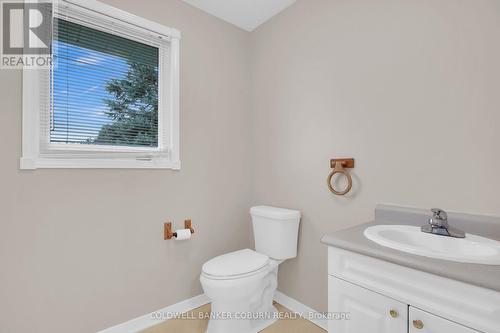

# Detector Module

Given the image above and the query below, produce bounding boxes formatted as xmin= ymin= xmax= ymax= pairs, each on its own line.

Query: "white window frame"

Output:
xmin=21 ymin=0 xmax=181 ymax=169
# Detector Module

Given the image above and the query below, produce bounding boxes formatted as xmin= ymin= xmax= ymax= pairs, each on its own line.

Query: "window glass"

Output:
xmin=51 ymin=18 xmax=160 ymax=148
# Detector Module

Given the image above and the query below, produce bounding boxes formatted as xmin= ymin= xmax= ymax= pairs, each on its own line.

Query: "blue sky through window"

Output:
xmin=51 ymin=40 xmax=130 ymax=144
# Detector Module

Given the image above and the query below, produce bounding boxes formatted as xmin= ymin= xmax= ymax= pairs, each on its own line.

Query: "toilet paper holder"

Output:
xmin=164 ymin=219 xmax=195 ymax=240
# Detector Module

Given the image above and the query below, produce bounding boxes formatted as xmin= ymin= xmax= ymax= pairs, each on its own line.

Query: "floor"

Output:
xmin=141 ymin=302 xmax=326 ymax=333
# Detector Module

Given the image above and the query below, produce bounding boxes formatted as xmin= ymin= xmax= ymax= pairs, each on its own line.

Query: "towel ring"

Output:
xmin=327 ymin=159 xmax=354 ymax=196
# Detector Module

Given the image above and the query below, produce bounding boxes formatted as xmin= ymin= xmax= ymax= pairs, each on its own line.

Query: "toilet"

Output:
xmin=200 ymin=206 xmax=301 ymax=333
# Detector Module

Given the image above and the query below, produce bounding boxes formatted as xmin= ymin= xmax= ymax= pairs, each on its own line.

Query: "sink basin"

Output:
xmin=364 ymin=225 xmax=500 ymax=265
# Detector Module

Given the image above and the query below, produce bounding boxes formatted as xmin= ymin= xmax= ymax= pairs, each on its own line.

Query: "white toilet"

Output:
xmin=200 ymin=206 xmax=301 ymax=333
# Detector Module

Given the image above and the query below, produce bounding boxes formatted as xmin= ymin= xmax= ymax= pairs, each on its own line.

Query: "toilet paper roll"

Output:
xmin=175 ymin=229 xmax=192 ymax=240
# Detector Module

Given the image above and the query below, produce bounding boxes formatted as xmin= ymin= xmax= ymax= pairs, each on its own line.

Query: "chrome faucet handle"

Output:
xmin=430 ymin=208 xmax=448 ymax=226
xmin=423 ymin=208 xmax=465 ymax=238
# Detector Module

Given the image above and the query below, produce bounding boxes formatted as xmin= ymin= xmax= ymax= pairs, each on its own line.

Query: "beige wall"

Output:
xmin=251 ymin=0 xmax=500 ymax=312
xmin=0 ymin=1 xmax=253 ymax=332
xmin=2 ymin=0 xmax=500 ymax=332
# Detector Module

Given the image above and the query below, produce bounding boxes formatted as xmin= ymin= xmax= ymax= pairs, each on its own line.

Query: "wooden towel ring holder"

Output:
xmin=327 ymin=158 xmax=355 ymax=196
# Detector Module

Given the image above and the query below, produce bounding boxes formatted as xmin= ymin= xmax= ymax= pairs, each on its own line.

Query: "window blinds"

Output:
xmin=51 ymin=18 xmax=160 ymax=148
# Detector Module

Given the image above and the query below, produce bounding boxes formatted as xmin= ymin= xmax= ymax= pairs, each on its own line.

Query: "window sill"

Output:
xmin=20 ymin=157 xmax=181 ymax=170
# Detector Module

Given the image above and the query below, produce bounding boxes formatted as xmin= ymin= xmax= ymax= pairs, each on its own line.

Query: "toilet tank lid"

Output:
xmin=250 ymin=206 xmax=301 ymax=220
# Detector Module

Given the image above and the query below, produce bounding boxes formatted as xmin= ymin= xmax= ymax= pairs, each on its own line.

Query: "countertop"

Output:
xmin=321 ymin=205 xmax=500 ymax=293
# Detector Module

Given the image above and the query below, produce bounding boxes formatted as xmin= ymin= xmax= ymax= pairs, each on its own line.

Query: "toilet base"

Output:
xmin=201 ymin=257 xmax=284 ymax=333
xmin=202 ymin=263 xmax=280 ymax=333
xmin=204 ymin=304 xmax=279 ymax=333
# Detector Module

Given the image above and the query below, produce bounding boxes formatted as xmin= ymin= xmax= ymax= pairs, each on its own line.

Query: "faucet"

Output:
xmin=421 ymin=208 xmax=465 ymax=238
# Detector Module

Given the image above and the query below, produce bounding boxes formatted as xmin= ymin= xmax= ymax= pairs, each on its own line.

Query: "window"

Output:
xmin=21 ymin=0 xmax=180 ymax=169
xmin=52 ymin=18 xmax=160 ymax=149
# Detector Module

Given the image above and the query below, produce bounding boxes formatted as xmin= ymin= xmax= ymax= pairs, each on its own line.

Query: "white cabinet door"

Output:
xmin=409 ymin=307 xmax=481 ymax=333
xmin=328 ymin=276 xmax=407 ymax=333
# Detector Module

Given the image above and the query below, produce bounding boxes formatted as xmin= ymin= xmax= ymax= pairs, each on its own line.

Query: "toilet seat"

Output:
xmin=201 ymin=249 xmax=269 ymax=280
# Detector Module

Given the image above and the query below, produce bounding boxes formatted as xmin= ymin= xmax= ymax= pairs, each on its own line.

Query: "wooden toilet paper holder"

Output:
xmin=164 ymin=220 xmax=195 ymax=240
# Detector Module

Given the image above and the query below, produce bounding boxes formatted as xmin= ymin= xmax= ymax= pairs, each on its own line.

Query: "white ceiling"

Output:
xmin=181 ymin=0 xmax=297 ymax=31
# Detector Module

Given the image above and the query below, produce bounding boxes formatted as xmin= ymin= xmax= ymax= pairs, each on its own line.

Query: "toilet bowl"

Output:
xmin=200 ymin=249 xmax=280 ymax=333
xmin=200 ymin=206 xmax=301 ymax=333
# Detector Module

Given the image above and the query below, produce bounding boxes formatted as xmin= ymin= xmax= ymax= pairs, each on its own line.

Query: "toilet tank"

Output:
xmin=250 ymin=206 xmax=301 ymax=260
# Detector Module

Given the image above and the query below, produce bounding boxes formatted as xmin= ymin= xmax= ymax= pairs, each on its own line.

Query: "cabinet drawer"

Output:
xmin=328 ymin=276 xmax=408 ymax=333
xmin=410 ymin=307 xmax=481 ymax=333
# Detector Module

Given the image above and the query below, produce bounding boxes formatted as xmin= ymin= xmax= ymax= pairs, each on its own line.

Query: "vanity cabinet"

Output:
xmin=329 ymin=276 xmax=481 ymax=333
xmin=327 ymin=247 xmax=500 ymax=333
xmin=328 ymin=276 xmax=407 ymax=333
